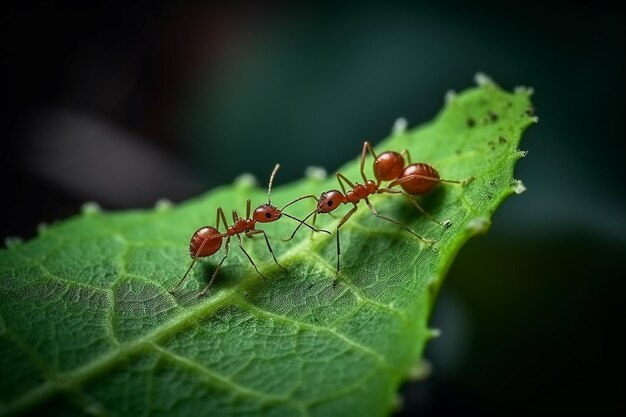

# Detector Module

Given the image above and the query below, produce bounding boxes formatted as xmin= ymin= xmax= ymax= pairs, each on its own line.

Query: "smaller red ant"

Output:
xmin=287 ymin=141 xmax=473 ymax=279
xmin=170 ymin=164 xmax=329 ymax=297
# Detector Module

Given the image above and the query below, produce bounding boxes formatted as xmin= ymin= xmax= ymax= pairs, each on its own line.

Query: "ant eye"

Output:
xmin=265 ymin=212 xmax=272 ymax=218
xmin=327 ymin=200 xmax=333 ymax=206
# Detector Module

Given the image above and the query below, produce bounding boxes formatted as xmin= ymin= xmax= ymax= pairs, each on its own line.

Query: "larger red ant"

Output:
xmin=287 ymin=141 xmax=473 ymax=279
xmin=170 ymin=164 xmax=329 ymax=297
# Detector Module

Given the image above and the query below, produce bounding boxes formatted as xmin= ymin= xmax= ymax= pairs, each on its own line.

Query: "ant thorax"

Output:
xmin=228 ymin=218 xmax=255 ymax=235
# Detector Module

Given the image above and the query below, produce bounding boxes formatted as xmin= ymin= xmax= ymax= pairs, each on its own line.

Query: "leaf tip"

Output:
xmin=391 ymin=117 xmax=408 ymax=135
xmin=154 ymin=198 xmax=174 ymax=212
xmin=407 ymin=359 xmax=433 ymax=381
xmin=465 ymin=216 xmax=491 ymax=235
xmin=305 ymin=166 xmax=328 ymax=180
xmin=81 ymin=201 xmax=102 ymax=215
xmin=234 ymin=173 xmax=258 ymax=188
xmin=511 ymin=179 xmax=527 ymax=194
xmin=474 ymin=72 xmax=495 ymax=87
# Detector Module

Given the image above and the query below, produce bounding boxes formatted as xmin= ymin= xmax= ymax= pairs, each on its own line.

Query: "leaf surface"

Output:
xmin=0 ymin=79 xmax=535 ymax=417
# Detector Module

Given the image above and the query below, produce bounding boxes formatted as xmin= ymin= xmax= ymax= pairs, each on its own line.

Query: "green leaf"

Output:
xmin=0 ymin=77 xmax=535 ymax=417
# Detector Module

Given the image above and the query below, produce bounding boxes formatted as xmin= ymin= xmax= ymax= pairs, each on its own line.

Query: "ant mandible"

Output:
xmin=170 ymin=164 xmax=329 ymax=297
xmin=287 ymin=141 xmax=473 ymax=279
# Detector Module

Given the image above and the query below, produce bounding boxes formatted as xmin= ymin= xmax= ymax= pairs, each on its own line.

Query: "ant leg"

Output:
xmin=379 ymin=188 xmax=450 ymax=228
xmin=439 ymin=176 xmax=474 ymax=185
xmin=197 ymin=237 xmax=231 ymax=297
xmin=232 ymin=210 xmax=240 ymax=223
xmin=333 ymin=204 xmax=359 ymax=285
xmin=217 ymin=207 xmax=228 ymax=230
xmin=336 ymin=172 xmax=355 ymax=195
xmin=170 ymin=234 xmax=211 ymax=293
xmin=389 ymin=174 xmax=473 ymax=188
xmin=246 ymin=199 xmax=251 ymax=219
xmin=450 ymin=175 xmax=475 ymax=185
xmin=309 ymin=210 xmax=318 ymax=239
xmin=400 ymin=149 xmax=412 ymax=164
xmin=364 ymin=198 xmax=434 ymax=244
xmin=388 ymin=174 xmax=432 ymax=189
xmin=360 ymin=141 xmax=378 ymax=183
xmin=247 ymin=229 xmax=287 ymax=271
xmin=237 ymin=234 xmax=267 ymax=280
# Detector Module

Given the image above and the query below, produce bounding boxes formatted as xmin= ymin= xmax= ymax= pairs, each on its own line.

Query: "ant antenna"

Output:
xmin=282 ymin=209 xmax=317 ymax=241
xmin=267 ymin=163 xmax=280 ymax=205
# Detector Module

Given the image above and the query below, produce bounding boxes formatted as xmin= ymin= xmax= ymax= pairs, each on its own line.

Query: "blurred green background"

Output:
xmin=2 ymin=2 xmax=624 ymax=415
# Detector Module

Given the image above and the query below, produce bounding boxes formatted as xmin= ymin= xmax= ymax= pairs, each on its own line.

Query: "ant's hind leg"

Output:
xmin=379 ymin=187 xmax=451 ymax=228
xmin=170 ymin=234 xmax=212 ymax=293
xmin=197 ymin=237 xmax=231 ymax=297
xmin=400 ymin=149 xmax=412 ymax=164
xmin=364 ymin=198 xmax=434 ymax=244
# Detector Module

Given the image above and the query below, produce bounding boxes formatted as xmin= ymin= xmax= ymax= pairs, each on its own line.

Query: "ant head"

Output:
xmin=253 ymin=204 xmax=282 ymax=223
xmin=374 ymin=151 xmax=405 ymax=181
xmin=317 ymin=190 xmax=345 ymax=213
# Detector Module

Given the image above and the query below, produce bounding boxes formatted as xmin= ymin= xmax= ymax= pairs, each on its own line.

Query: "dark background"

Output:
xmin=2 ymin=2 xmax=624 ymax=416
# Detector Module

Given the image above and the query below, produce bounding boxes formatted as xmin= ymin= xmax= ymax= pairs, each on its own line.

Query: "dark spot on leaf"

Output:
xmin=467 ymin=118 xmax=476 ymax=128
xmin=488 ymin=111 xmax=499 ymax=121
xmin=499 ymin=136 xmax=507 ymax=144
xmin=525 ymin=107 xmax=536 ymax=117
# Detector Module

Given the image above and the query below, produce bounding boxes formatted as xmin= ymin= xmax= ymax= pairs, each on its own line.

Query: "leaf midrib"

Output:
xmin=5 ymin=219 xmax=414 ymax=415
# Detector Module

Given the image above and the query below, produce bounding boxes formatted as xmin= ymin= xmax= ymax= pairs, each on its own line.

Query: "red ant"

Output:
xmin=287 ymin=141 xmax=473 ymax=278
xmin=170 ymin=164 xmax=329 ymax=297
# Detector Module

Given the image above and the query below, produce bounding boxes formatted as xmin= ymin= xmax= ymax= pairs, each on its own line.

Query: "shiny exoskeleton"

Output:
xmin=288 ymin=141 xmax=473 ymax=280
xmin=171 ymin=164 xmax=329 ymax=297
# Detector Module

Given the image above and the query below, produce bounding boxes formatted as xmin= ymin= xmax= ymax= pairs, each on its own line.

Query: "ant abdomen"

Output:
xmin=374 ymin=151 xmax=405 ymax=181
xmin=190 ymin=226 xmax=223 ymax=257
xmin=399 ymin=163 xmax=441 ymax=195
